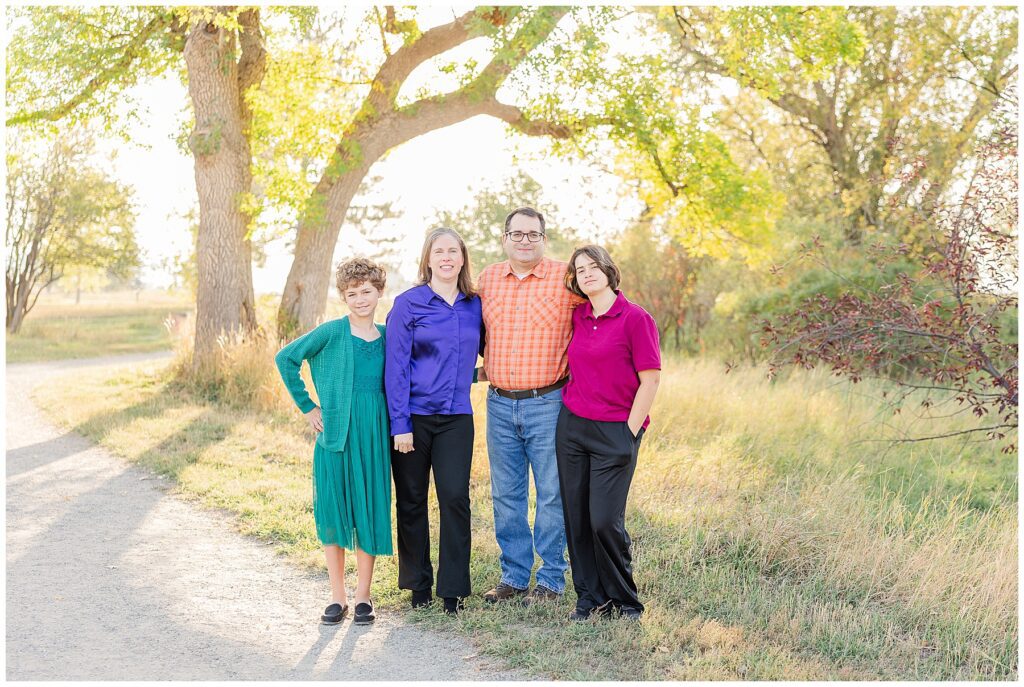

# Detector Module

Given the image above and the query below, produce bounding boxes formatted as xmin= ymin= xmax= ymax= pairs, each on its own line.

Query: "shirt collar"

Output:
xmin=414 ymin=283 xmax=466 ymax=305
xmin=582 ymin=290 xmax=629 ymax=321
xmin=499 ymin=257 xmax=550 ymax=279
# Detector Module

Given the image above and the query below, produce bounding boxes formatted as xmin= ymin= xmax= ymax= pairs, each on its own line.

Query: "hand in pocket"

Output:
xmin=305 ymin=407 xmax=323 ymax=433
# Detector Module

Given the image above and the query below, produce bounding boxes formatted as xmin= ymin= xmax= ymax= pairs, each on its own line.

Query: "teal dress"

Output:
xmin=276 ymin=318 xmax=393 ymax=557
xmin=312 ymin=333 xmax=393 ymax=555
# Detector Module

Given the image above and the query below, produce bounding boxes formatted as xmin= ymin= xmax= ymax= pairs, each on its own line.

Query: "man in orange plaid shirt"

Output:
xmin=477 ymin=207 xmax=585 ymax=606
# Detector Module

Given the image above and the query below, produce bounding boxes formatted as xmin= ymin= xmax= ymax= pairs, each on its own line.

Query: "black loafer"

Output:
xmin=321 ymin=602 xmax=348 ymax=625
xmin=568 ymin=606 xmax=592 ymax=622
xmin=619 ymin=606 xmax=643 ymax=622
xmin=568 ymin=600 xmax=612 ymax=622
xmin=411 ymin=589 xmax=433 ymax=608
xmin=354 ymin=600 xmax=376 ymax=625
xmin=443 ymin=597 xmax=465 ymax=616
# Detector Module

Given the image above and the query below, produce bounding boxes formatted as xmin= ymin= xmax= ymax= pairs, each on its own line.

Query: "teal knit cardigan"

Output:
xmin=275 ymin=316 xmax=386 ymax=452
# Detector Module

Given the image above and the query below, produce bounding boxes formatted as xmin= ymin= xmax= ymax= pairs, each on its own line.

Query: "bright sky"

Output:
xmin=102 ymin=6 xmax=647 ymax=294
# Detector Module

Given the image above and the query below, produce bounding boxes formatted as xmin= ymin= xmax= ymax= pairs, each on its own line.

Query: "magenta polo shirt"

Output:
xmin=562 ymin=290 xmax=661 ymax=429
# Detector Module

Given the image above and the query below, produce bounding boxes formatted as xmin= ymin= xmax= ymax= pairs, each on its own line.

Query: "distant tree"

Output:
xmin=162 ymin=214 xmax=199 ymax=298
xmin=5 ymin=131 xmax=139 ymax=332
xmin=763 ymin=123 xmax=1018 ymax=448
xmin=669 ymin=6 xmax=1018 ymax=245
xmin=339 ymin=175 xmax=408 ymax=299
xmin=62 ymin=265 xmax=111 ymax=304
xmin=435 ymin=171 xmax=581 ymax=271
xmin=611 ymin=218 xmax=707 ymax=351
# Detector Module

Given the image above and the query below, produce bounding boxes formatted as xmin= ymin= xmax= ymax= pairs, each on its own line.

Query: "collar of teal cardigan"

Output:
xmin=339 ymin=315 xmax=386 ymax=339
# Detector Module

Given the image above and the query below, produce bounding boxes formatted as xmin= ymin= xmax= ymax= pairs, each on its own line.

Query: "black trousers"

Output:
xmin=391 ymin=413 xmax=474 ymax=598
xmin=555 ymin=406 xmax=644 ymax=613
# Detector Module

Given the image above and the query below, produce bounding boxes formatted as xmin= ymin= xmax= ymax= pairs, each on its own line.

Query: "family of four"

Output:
xmin=276 ymin=207 xmax=661 ymax=627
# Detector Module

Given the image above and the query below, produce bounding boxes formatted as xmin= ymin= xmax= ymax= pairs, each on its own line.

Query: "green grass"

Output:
xmin=34 ymin=354 xmax=1017 ymax=680
xmin=6 ymin=295 xmax=192 ymax=362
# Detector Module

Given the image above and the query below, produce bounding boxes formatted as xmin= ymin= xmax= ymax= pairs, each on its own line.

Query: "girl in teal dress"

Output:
xmin=275 ymin=258 xmax=392 ymax=626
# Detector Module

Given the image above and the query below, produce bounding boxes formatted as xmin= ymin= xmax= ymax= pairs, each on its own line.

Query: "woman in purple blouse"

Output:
xmin=385 ymin=227 xmax=482 ymax=616
xmin=557 ymin=244 xmax=661 ymax=622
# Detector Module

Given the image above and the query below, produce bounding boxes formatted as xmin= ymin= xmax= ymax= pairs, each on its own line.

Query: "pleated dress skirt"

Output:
xmin=311 ymin=335 xmax=393 ymax=556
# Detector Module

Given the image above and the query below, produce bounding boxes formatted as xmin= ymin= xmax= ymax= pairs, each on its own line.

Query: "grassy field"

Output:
xmin=5 ymin=291 xmax=192 ymax=362
xmin=34 ymin=342 xmax=1017 ymax=680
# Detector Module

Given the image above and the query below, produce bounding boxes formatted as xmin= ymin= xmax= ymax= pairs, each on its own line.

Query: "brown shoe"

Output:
xmin=483 ymin=582 xmax=528 ymax=603
xmin=521 ymin=585 xmax=562 ymax=607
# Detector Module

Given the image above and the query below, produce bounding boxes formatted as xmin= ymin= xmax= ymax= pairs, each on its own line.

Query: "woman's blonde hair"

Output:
xmin=416 ymin=227 xmax=476 ymax=298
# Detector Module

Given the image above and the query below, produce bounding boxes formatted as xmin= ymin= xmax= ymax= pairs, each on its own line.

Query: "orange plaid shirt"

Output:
xmin=477 ymin=257 xmax=586 ymax=391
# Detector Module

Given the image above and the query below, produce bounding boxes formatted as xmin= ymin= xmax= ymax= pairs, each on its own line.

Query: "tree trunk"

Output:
xmin=7 ymin=278 xmax=32 ymax=334
xmin=277 ymin=157 xmax=373 ymax=338
xmin=7 ymin=303 xmax=26 ymax=334
xmin=184 ymin=12 xmax=262 ymax=372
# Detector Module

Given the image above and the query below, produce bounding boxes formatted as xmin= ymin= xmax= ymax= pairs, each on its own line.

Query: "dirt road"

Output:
xmin=6 ymin=353 xmax=523 ymax=680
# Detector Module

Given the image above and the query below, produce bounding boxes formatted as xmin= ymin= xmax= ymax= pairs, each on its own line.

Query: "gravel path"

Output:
xmin=6 ymin=353 xmax=524 ymax=680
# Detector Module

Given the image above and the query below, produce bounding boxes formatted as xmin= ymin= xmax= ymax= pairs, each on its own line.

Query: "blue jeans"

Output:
xmin=486 ymin=386 xmax=567 ymax=593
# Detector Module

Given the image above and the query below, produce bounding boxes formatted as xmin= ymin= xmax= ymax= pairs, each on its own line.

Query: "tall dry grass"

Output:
xmin=166 ymin=318 xmax=300 ymax=416
xmin=631 ymin=358 xmax=1017 ymax=676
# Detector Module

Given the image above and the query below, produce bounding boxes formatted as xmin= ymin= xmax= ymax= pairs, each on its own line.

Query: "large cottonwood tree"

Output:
xmin=273 ymin=6 xmax=575 ymax=335
xmin=182 ymin=8 xmax=264 ymax=369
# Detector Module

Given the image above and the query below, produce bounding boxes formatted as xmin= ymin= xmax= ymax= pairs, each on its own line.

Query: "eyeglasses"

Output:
xmin=505 ymin=231 xmax=545 ymax=243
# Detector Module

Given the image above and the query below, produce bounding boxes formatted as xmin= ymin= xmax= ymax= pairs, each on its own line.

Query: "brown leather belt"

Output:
xmin=491 ymin=378 xmax=567 ymax=400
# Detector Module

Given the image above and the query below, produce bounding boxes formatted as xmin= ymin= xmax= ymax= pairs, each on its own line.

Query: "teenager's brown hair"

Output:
xmin=336 ymin=257 xmax=386 ymax=295
xmin=564 ymin=244 xmax=621 ymax=298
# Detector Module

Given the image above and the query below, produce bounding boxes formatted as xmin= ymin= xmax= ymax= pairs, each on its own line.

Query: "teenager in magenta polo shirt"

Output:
xmin=557 ymin=244 xmax=661 ymax=621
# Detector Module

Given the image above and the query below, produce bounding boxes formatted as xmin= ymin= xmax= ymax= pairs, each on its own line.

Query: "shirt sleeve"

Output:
xmin=385 ymin=295 xmax=414 ymax=435
xmin=479 ymin=314 xmax=487 ymax=358
xmin=628 ymin=308 xmax=661 ymax=372
xmin=274 ymin=323 xmax=332 ymax=414
xmin=477 ymin=269 xmax=489 ymax=360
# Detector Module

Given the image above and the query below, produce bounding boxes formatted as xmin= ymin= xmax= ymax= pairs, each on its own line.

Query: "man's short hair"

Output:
xmin=503 ymin=207 xmax=546 ymax=234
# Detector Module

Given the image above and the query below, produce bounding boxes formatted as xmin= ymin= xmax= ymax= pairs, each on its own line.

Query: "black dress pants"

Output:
xmin=555 ymin=405 xmax=644 ymax=613
xmin=391 ymin=413 xmax=474 ymax=598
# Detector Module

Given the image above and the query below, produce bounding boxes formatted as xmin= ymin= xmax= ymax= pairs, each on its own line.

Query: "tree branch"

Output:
xmin=853 ymin=424 xmax=1017 ymax=444
xmin=236 ymin=8 xmax=267 ymax=130
xmin=368 ymin=8 xmax=481 ymax=114
xmin=480 ymin=100 xmax=574 ymax=137
xmin=373 ymin=7 xmax=392 ymax=57
xmin=6 ymin=12 xmax=170 ymax=127
xmin=387 ymin=7 xmax=573 ymax=144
